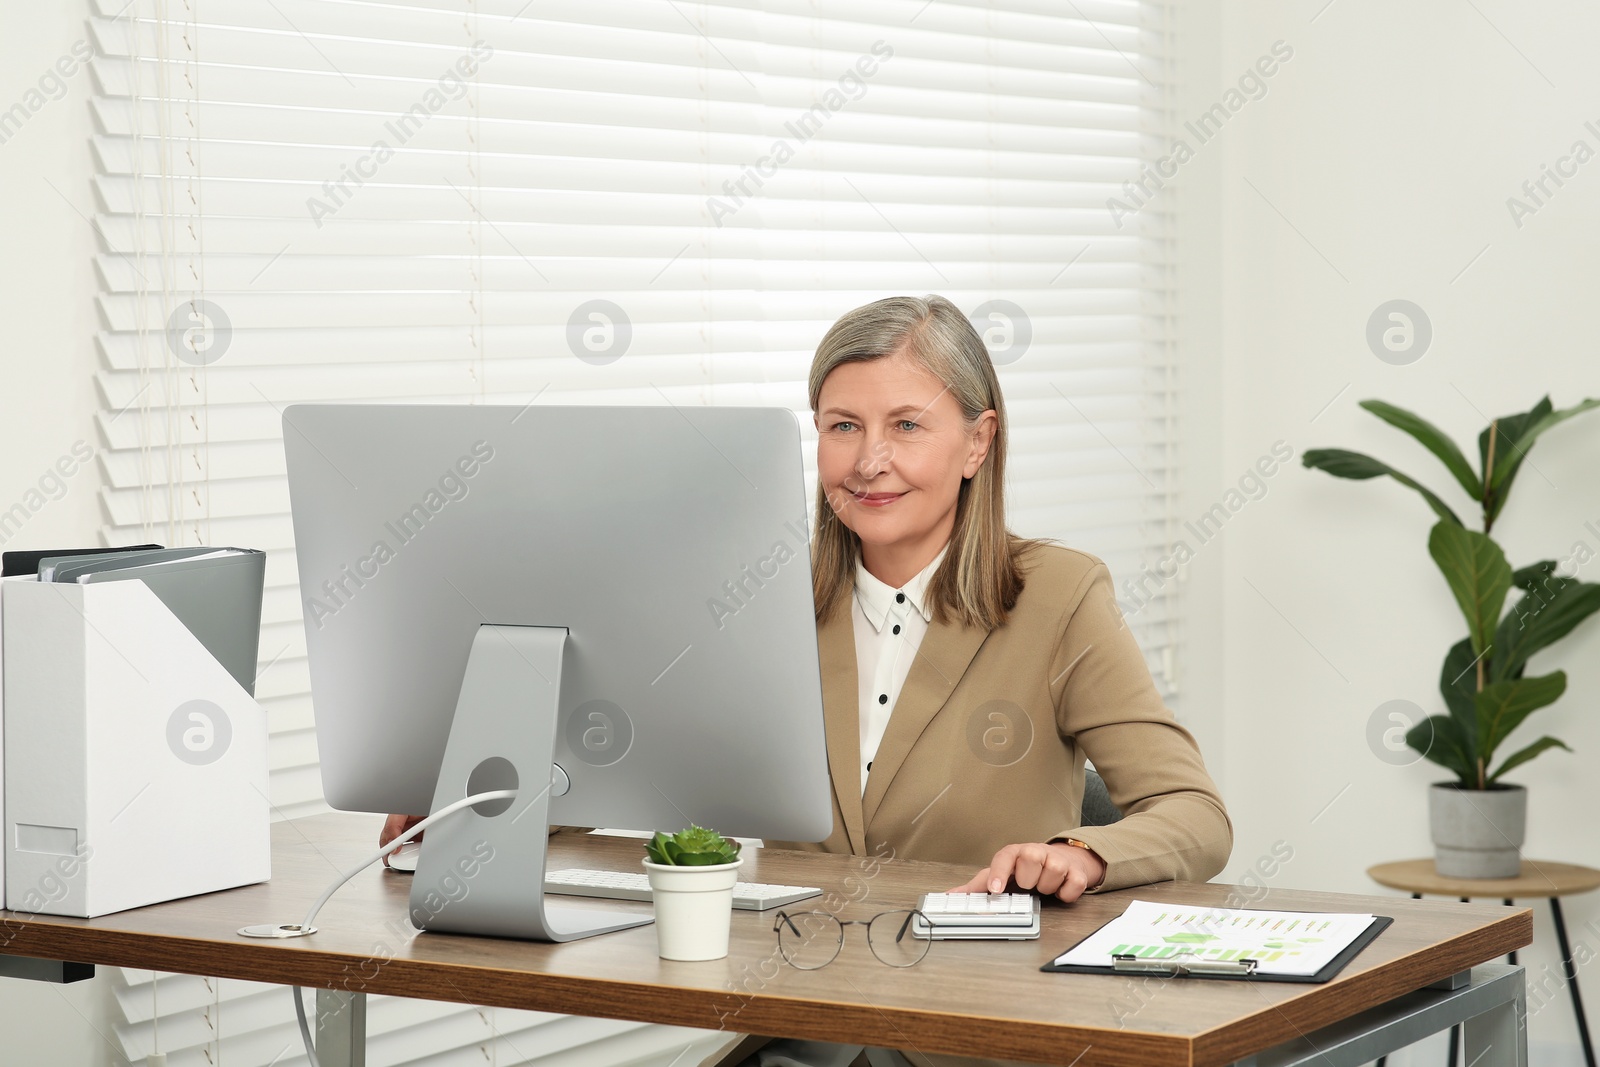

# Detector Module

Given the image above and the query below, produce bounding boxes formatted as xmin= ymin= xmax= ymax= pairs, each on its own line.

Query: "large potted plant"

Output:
xmin=1305 ymin=396 xmax=1600 ymax=877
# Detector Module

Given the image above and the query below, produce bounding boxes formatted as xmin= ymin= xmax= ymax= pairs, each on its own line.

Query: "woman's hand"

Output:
xmin=380 ymin=814 xmax=425 ymax=867
xmin=948 ymin=842 xmax=1106 ymax=903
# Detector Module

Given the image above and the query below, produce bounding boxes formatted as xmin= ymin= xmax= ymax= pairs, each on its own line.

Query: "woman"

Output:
xmin=717 ymin=294 xmax=1231 ymax=1067
xmin=772 ymin=293 xmax=1230 ymax=892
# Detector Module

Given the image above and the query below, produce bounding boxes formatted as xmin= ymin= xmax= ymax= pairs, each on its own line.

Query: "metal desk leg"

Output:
xmin=1230 ymin=966 xmax=1524 ymax=1067
xmin=1463 ymin=975 xmax=1528 ymax=1067
xmin=316 ymin=989 xmax=367 ymax=1067
xmin=1550 ymin=898 xmax=1597 ymax=1067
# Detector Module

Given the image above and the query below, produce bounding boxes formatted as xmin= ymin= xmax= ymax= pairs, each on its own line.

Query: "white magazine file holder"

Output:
xmin=1 ymin=575 xmax=270 ymax=917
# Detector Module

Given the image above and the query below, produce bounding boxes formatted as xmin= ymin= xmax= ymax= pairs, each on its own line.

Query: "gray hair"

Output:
xmin=807 ymin=295 xmax=1042 ymax=629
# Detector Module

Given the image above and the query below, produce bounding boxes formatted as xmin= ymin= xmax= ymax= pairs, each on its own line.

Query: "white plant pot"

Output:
xmin=1428 ymin=783 xmax=1526 ymax=879
xmin=643 ymin=857 xmax=743 ymax=961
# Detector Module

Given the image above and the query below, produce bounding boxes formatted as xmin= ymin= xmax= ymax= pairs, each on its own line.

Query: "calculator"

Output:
xmin=912 ymin=892 xmax=1042 ymax=940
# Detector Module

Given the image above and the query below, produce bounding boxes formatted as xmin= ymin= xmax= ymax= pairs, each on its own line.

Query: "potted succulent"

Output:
xmin=643 ymin=825 xmax=743 ymax=960
xmin=1305 ymin=396 xmax=1600 ymax=877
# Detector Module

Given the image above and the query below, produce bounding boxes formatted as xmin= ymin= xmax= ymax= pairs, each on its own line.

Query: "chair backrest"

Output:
xmin=1081 ymin=768 xmax=1123 ymax=827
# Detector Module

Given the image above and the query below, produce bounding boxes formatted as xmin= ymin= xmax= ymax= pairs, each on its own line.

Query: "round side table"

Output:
xmin=1368 ymin=858 xmax=1600 ymax=1067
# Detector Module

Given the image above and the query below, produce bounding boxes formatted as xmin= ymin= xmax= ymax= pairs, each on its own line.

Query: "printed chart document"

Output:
xmin=1049 ymin=900 xmax=1385 ymax=978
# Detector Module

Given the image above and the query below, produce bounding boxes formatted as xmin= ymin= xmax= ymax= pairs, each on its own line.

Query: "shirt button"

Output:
xmin=878 ymin=694 xmax=888 ymax=704
xmin=892 ymin=624 xmax=901 ymax=635
xmin=895 ymin=593 xmax=905 ymax=604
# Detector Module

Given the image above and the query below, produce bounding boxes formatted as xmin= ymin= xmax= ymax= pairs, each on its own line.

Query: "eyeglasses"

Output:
xmin=772 ymin=909 xmax=931 ymax=969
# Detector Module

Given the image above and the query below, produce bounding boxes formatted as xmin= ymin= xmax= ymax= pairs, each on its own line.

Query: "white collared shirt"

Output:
xmin=852 ymin=546 xmax=946 ymax=795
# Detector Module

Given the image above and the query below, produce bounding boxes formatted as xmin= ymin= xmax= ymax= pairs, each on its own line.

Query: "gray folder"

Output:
xmin=73 ymin=549 xmax=267 ymax=697
xmin=43 ymin=547 xmax=219 ymax=584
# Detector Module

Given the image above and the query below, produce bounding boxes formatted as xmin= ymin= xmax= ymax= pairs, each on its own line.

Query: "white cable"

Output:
xmin=292 ymin=788 xmax=516 ymax=1067
xmin=299 ymin=789 xmax=515 ymax=933
xmin=294 ymin=985 xmax=319 ymax=1067
xmin=146 ymin=966 xmax=167 ymax=1063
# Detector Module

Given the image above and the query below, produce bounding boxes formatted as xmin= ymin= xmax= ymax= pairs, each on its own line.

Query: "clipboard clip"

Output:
xmin=1111 ymin=952 xmax=1259 ymax=977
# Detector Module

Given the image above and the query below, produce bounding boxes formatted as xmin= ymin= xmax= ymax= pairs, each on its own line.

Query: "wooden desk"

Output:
xmin=0 ymin=816 xmax=1533 ymax=1067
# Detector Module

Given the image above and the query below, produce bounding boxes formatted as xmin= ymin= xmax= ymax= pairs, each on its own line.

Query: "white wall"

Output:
xmin=0 ymin=7 xmax=100 ymax=527
xmin=0 ymin=1 xmax=122 ymax=1063
xmin=1196 ymin=1 xmax=1600 ymax=1062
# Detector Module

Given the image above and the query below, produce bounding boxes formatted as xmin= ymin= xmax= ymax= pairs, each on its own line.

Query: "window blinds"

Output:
xmin=91 ymin=0 xmax=1176 ymax=1062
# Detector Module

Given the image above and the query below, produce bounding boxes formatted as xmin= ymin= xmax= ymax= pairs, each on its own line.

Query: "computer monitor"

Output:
xmin=283 ymin=403 xmax=832 ymax=941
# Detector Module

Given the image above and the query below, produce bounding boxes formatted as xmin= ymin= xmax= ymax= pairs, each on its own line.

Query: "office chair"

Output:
xmin=1081 ymin=768 xmax=1123 ymax=828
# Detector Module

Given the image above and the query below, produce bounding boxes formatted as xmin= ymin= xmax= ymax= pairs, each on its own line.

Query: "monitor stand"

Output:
xmin=408 ymin=624 xmax=653 ymax=942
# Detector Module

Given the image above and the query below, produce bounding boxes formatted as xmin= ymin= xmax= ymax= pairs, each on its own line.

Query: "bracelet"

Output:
xmin=1054 ymin=837 xmax=1106 ymax=888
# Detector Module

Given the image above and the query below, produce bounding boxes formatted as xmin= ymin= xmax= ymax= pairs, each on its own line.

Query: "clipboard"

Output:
xmin=1040 ymin=912 xmax=1393 ymax=983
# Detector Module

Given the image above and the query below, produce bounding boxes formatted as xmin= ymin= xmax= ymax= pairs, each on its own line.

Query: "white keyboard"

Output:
xmin=544 ymin=868 xmax=822 ymax=911
xmin=913 ymin=893 xmax=1042 ymax=940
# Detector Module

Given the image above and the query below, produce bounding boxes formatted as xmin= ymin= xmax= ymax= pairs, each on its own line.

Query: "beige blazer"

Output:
xmin=769 ymin=543 xmax=1231 ymax=892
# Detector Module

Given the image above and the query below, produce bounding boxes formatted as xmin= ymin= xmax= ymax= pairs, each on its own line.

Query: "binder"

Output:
xmin=1041 ymin=908 xmax=1393 ymax=984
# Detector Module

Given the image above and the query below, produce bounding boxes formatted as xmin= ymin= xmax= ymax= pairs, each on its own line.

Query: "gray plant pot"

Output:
xmin=1428 ymin=783 xmax=1526 ymax=878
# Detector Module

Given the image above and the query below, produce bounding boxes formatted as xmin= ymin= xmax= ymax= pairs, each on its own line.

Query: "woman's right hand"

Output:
xmin=380 ymin=813 xmax=425 ymax=867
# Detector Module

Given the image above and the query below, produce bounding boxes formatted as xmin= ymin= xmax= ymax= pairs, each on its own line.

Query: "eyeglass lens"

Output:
xmin=866 ymin=910 xmax=927 ymax=967
xmin=776 ymin=911 xmax=844 ymax=969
